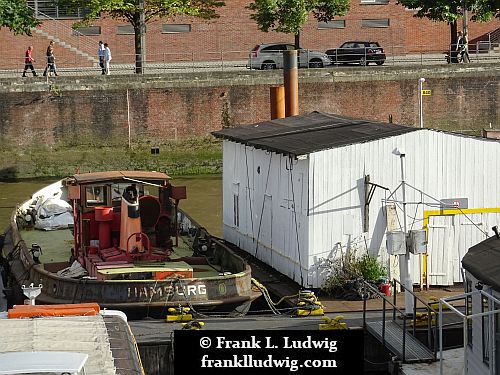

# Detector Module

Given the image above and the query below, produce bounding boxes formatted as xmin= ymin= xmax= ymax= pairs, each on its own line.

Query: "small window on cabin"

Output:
xmin=233 ymin=194 xmax=239 ymax=227
xmin=482 ymin=294 xmax=490 ymax=365
xmin=232 ymin=182 xmax=240 ymax=228
xmin=85 ymin=185 xmax=108 ymax=207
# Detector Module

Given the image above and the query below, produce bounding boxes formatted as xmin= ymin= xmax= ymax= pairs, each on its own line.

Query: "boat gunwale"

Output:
xmin=9 ymin=206 xmax=252 ymax=286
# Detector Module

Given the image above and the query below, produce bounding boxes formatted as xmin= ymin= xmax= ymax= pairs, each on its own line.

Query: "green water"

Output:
xmin=0 ymin=175 xmax=223 ymax=237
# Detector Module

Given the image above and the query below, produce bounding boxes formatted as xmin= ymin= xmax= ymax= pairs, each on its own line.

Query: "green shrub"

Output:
xmin=321 ymin=253 xmax=387 ymax=298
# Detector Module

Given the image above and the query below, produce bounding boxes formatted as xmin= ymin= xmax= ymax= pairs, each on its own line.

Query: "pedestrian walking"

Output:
xmin=456 ymin=31 xmax=470 ymax=63
xmin=98 ymin=41 xmax=106 ymax=75
xmin=22 ymin=46 xmax=37 ymax=77
xmin=46 ymin=48 xmax=58 ymax=77
xmin=43 ymin=40 xmax=54 ymax=77
xmin=104 ymin=43 xmax=112 ymax=75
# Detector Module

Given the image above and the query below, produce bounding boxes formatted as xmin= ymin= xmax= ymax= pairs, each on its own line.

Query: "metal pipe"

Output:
xmin=283 ymin=50 xmax=299 ymax=117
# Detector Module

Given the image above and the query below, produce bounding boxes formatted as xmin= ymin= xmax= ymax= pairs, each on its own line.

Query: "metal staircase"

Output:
xmin=362 ymin=279 xmax=438 ymax=364
xmin=28 ymin=5 xmax=98 ymax=64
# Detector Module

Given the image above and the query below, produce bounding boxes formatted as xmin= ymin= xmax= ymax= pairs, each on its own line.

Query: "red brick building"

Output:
xmin=2 ymin=0 xmax=499 ymax=69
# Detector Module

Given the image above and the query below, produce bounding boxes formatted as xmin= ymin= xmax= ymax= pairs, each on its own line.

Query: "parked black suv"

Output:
xmin=326 ymin=41 xmax=386 ymax=66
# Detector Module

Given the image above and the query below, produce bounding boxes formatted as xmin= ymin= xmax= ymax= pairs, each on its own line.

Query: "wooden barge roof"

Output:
xmin=70 ymin=170 xmax=170 ymax=184
xmin=212 ymin=111 xmax=418 ymax=157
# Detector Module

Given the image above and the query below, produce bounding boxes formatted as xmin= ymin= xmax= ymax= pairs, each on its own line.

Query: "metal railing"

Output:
xmin=487 ymin=27 xmax=500 ymax=49
xmin=362 ymin=278 xmax=439 ymax=362
xmin=27 ymin=4 xmax=98 ymax=62
xmin=3 ymin=47 xmax=500 ymax=77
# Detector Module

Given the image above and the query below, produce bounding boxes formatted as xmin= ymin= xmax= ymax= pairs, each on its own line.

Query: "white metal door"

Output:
xmin=426 ymin=213 xmax=492 ymax=286
xmin=427 ymin=215 xmax=455 ymax=286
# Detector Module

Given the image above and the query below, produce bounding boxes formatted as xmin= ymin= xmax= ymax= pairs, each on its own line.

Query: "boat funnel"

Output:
xmin=119 ymin=185 xmax=143 ymax=253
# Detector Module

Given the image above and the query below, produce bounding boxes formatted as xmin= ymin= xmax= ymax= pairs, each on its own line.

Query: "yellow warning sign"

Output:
xmin=422 ymin=90 xmax=431 ymax=96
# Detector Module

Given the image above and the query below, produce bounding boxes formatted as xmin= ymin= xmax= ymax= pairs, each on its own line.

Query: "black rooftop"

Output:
xmin=462 ymin=236 xmax=500 ymax=291
xmin=212 ymin=112 xmax=419 ymax=157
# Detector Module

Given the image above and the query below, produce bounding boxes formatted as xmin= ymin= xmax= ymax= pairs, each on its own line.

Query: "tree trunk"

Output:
xmin=133 ymin=14 xmax=143 ymax=74
xmin=450 ymin=21 xmax=459 ymax=63
xmin=294 ymin=33 xmax=300 ymax=49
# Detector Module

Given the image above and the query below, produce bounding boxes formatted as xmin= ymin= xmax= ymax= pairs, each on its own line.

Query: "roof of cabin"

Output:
xmin=70 ymin=171 xmax=170 ymax=184
xmin=212 ymin=112 xmax=419 ymax=157
xmin=462 ymin=236 xmax=500 ymax=291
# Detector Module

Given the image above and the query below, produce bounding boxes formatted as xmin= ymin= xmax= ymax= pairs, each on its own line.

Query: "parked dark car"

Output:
xmin=248 ymin=43 xmax=331 ymax=70
xmin=326 ymin=41 xmax=386 ymax=66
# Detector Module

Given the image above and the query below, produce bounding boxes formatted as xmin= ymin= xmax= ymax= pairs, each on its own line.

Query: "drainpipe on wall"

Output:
xmin=284 ymin=50 xmax=299 ymax=117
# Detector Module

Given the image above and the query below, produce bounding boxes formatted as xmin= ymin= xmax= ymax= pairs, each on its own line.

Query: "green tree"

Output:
xmin=247 ymin=0 xmax=350 ymax=48
xmin=397 ymin=0 xmax=499 ymax=51
xmin=0 ymin=0 xmax=40 ymax=35
xmin=57 ymin=0 xmax=225 ymax=73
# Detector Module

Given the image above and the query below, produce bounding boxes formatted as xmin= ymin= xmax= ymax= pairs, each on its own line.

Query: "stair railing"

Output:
xmin=362 ymin=278 xmax=439 ymax=362
xmin=27 ymin=4 xmax=98 ymax=61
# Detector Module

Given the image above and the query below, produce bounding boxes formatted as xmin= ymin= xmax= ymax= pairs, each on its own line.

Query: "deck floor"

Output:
xmin=20 ymin=229 xmax=221 ymax=278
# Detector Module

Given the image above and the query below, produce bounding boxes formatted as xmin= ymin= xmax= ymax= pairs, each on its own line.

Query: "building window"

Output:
xmin=232 ymin=183 xmax=240 ymax=228
xmin=361 ymin=19 xmax=390 ymax=28
xmin=361 ymin=0 xmax=389 ymax=3
xmin=482 ymin=295 xmax=490 ymax=365
xmin=73 ymin=26 xmax=101 ymax=36
xmin=162 ymin=24 xmax=191 ymax=34
xmin=233 ymin=194 xmax=239 ymax=227
xmin=466 ymin=279 xmax=473 ymax=348
xmin=28 ymin=0 xmax=89 ymax=19
xmin=117 ymin=25 xmax=135 ymax=35
xmin=317 ymin=20 xmax=346 ymax=29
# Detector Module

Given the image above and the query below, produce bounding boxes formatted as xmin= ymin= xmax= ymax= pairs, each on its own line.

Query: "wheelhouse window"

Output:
xmin=85 ymin=185 xmax=108 ymax=207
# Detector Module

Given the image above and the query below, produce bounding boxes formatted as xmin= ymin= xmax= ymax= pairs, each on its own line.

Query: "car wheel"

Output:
xmin=359 ymin=57 xmax=367 ymax=66
xmin=309 ymin=60 xmax=324 ymax=69
xmin=261 ymin=62 xmax=276 ymax=70
xmin=375 ymin=60 xmax=385 ymax=66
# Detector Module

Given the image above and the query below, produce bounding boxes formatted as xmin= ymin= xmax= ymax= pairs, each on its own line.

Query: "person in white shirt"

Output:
xmin=104 ymin=43 xmax=112 ymax=75
xmin=98 ymin=41 xmax=106 ymax=75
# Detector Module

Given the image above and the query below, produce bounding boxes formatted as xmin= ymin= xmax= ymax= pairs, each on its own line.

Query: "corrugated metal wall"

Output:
xmin=308 ymin=130 xmax=500 ymax=288
xmin=223 ymin=130 xmax=500 ymax=288
xmin=222 ymin=141 xmax=310 ymax=285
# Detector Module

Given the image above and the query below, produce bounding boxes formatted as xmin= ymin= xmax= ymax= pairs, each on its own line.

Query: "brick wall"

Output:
xmin=0 ymin=65 xmax=498 ymax=150
xmin=2 ymin=1 xmax=498 ymax=69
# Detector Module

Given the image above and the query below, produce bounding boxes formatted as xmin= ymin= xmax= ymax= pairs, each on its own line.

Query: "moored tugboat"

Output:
xmin=2 ymin=171 xmax=259 ymax=317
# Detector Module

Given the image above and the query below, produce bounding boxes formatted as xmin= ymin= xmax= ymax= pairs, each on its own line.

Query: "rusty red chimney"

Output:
xmin=270 ymin=86 xmax=285 ymax=119
xmin=284 ymin=49 xmax=299 ymax=117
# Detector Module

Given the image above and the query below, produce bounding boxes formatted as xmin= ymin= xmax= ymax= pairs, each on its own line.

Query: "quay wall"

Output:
xmin=0 ymin=65 xmax=498 ymax=178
